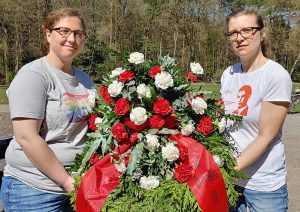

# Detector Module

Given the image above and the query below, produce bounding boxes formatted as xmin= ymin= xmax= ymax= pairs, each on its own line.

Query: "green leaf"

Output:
xmin=159 ymin=128 xmax=179 ymax=135
xmin=149 ymin=87 xmax=157 ymax=99
xmin=142 ymin=95 xmax=154 ymax=108
xmin=86 ymin=132 xmax=102 ymax=138
xmin=77 ymin=137 xmax=102 ymax=175
xmin=127 ymin=143 xmax=144 ymax=175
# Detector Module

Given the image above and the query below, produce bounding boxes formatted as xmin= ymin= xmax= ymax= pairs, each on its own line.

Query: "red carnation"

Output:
xmin=217 ymin=98 xmax=224 ymax=105
xmin=153 ymin=98 xmax=172 ymax=116
xmin=114 ymin=98 xmax=130 ymax=116
xmin=130 ymin=132 xmax=139 ymax=144
xmin=185 ymin=71 xmax=197 ymax=83
xmin=124 ymin=117 xmax=148 ymax=132
xmin=99 ymin=85 xmax=113 ymax=104
xmin=197 ymin=116 xmax=213 ymax=136
xmin=175 ymin=163 xmax=194 ymax=183
xmin=88 ymin=113 xmax=98 ymax=131
xmin=177 ymin=145 xmax=188 ymax=162
xmin=119 ymin=70 xmax=134 ymax=83
xmin=90 ymin=153 xmax=100 ymax=165
xmin=149 ymin=66 xmax=161 ymax=78
xmin=112 ymin=123 xmax=128 ymax=142
xmin=164 ymin=116 xmax=179 ymax=129
xmin=124 ymin=154 xmax=131 ymax=166
xmin=148 ymin=115 xmax=165 ymax=129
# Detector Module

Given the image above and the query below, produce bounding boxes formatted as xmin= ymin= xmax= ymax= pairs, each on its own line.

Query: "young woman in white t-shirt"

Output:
xmin=221 ymin=7 xmax=292 ymax=212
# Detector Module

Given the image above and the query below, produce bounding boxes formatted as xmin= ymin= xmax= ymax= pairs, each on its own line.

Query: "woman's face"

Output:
xmin=46 ymin=16 xmax=85 ymax=63
xmin=227 ymin=14 xmax=265 ymax=59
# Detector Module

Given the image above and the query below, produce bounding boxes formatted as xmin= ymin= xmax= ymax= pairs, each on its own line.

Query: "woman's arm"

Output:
xmin=235 ymin=101 xmax=289 ymax=171
xmin=12 ymin=118 xmax=75 ymax=192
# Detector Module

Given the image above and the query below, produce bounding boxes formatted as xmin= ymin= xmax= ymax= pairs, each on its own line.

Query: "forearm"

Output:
xmin=17 ymin=134 xmax=74 ymax=191
xmin=235 ymin=101 xmax=289 ymax=171
xmin=235 ymin=135 xmax=271 ymax=170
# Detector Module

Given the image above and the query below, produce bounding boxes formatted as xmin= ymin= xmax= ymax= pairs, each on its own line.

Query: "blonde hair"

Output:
xmin=226 ymin=7 xmax=272 ymax=58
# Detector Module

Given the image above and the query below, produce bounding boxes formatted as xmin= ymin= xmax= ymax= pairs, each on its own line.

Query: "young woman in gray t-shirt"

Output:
xmin=0 ymin=8 xmax=94 ymax=211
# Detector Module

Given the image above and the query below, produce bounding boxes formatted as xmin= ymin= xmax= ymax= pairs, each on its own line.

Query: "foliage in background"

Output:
xmin=0 ymin=87 xmax=8 ymax=104
xmin=0 ymin=0 xmax=299 ymax=85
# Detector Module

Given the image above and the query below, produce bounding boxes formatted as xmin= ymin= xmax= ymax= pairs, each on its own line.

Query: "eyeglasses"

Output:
xmin=51 ymin=27 xmax=86 ymax=40
xmin=225 ymin=27 xmax=262 ymax=41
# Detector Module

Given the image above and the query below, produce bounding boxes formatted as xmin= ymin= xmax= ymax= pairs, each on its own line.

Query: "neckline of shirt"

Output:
xmin=42 ymin=56 xmax=78 ymax=83
xmin=239 ymin=59 xmax=271 ymax=75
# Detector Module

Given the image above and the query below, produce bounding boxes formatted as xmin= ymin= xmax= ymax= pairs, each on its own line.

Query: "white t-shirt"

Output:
xmin=221 ymin=59 xmax=292 ymax=191
xmin=4 ymin=57 xmax=94 ymax=193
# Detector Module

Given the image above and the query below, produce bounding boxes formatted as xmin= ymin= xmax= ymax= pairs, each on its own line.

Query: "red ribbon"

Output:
xmin=170 ymin=134 xmax=229 ymax=212
xmin=76 ymin=134 xmax=228 ymax=211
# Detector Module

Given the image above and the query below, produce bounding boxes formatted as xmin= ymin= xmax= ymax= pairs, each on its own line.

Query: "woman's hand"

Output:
xmin=62 ymin=175 xmax=75 ymax=192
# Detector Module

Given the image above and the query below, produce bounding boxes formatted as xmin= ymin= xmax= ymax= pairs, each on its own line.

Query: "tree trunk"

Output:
xmin=3 ymin=30 xmax=9 ymax=85
xmin=290 ymin=53 xmax=300 ymax=77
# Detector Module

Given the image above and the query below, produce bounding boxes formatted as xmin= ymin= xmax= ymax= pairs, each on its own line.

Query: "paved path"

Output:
xmin=283 ymin=113 xmax=300 ymax=211
xmin=0 ymin=104 xmax=299 ymax=211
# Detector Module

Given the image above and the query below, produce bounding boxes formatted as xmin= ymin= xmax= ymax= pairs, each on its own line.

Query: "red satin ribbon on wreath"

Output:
xmin=75 ymin=134 xmax=229 ymax=211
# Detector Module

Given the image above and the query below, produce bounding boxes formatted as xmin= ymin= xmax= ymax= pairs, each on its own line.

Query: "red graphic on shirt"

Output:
xmin=233 ymin=85 xmax=252 ymax=116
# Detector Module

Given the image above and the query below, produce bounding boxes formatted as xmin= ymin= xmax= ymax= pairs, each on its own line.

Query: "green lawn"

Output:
xmin=0 ymin=87 xmax=8 ymax=104
xmin=1 ymin=83 xmax=299 ymax=113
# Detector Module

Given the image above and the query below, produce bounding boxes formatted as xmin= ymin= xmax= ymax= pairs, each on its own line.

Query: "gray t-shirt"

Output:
xmin=4 ymin=57 xmax=94 ymax=193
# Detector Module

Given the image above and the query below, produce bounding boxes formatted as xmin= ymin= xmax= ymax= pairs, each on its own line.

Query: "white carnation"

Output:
xmin=191 ymin=97 xmax=207 ymax=115
xmin=114 ymin=162 xmax=127 ymax=173
xmin=128 ymin=52 xmax=144 ymax=64
xmin=181 ymin=123 xmax=195 ymax=136
xmin=213 ymin=155 xmax=224 ymax=168
xmin=162 ymin=143 xmax=179 ymax=162
xmin=109 ymin=67 xmax=126 ymax=78
xmin=108 ymin=81 xmax=123 ymax=97
xmin=218 ymin=118 xmax=227 ymax=134
xmin=190 ymin=62 xmax=204 ymax=75
xmin=87 ymin=89 xmax=97 ymax=110
xmin=145 ymin=134 xmax=160 ymax=149
xmin=137 ymin=84 xmax=151 ymax=99
xmin=139 ymin=176 xmax=160 ymax=189
xmin=130 ymin=107 xmax=148 ymax=125
xmin=94 ymin=117 xmax=103 ymax=129
xmin=154 ymin=71 xmax=174 ymax=90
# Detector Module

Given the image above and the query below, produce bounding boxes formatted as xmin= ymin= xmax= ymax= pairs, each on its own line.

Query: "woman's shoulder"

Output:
xmin=18 ymin=57 xmax=47 ymax=76
xmin=265 ymin=60 xmax=291 ymax=79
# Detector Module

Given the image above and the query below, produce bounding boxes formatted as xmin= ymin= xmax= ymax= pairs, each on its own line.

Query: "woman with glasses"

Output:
xmin=0 ymin=8 xmax=94 ymax=211
xmin=221 ymin=8 xmax=292 ymax=212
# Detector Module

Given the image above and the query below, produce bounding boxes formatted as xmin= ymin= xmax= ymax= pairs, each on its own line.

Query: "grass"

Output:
xmin=0 ymin=87 xmax=8 ymax=104
xmin=191 ymin=83 xmax=300 ymax=113
xmin=0 ymin=83 xmax=299 ymax=113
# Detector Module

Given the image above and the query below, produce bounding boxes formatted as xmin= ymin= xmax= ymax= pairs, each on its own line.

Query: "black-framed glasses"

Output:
xmin=51 ymin=27 xmax=86 ymax=40
xmin=225 ymin=27 xmax=262 ymax=41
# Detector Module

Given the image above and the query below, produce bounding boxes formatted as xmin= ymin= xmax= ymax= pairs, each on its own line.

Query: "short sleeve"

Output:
xmin=8 ymin=70 xmax=48 ymax=119
xmin=263 ymin=69 xmax=292 ymax=103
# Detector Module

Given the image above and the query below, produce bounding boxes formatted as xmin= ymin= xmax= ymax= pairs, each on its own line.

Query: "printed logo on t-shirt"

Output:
xmin=233 ymin=85 xmax=252 ymax=116
xmin=63 ymin=92 xmax=90 ymax=122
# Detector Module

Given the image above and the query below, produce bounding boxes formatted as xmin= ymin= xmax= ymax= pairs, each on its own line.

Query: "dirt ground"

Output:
xmin=0 ymin=104 xmax=299 ymax=211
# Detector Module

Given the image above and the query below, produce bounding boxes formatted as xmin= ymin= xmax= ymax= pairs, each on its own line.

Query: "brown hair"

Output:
xmin=226 ymin=7 xmax=272 ymax=58
xmin=45 ymin=8 xmax=85 ymax=31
